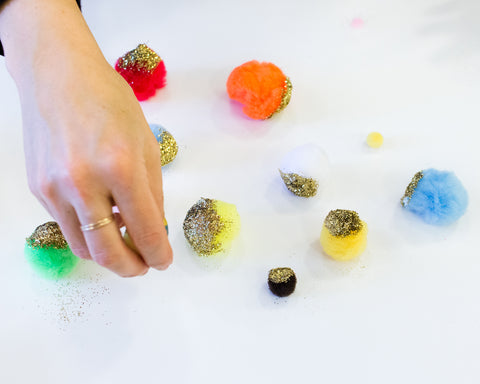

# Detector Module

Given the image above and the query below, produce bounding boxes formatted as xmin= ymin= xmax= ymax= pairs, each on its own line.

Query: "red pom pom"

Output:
xmin=115 ymin=44 xmax=167 ymax=101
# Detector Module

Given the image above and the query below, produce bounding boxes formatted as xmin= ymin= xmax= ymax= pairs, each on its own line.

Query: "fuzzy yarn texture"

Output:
xmin=402 ymin=168 xmax=468 ymax=225
xmin=183 ymin=198 xmax=241 ymax=256
xmin=115 ymin=46 xmax=166 ymax=101
xmin=366 ymin=132 xmax=383 ymax=148
xmin=116 ymin=61 xmax=166 ymax=101
xmin=226 ymin=60 xmax=290 ymax=119
xmin=268 ymin=268 xmax=297 ymax=297
xmin=25 ymin=244 xmax=78 ymax=280
xmin=320 ymin=223 xmax=368 ymax=261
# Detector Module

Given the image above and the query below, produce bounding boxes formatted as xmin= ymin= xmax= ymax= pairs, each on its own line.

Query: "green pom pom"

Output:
xmin=25 ymin=244 xmax=79 ymax=279
xmin=25 ymin=222 xmax=79 ymax=280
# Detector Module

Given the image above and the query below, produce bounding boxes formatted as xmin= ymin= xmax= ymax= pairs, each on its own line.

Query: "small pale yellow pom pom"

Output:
xmin=366 ymin=132 xmax=383 ymax=148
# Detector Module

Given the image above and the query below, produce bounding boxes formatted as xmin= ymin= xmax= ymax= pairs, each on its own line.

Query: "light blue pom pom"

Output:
xmin=402 ymin=169 xmax=468 ymax=225
xmin=148 ymin=123 xmax=178 ymax=166
xmin=149 ymin=123 xmax=167 ymax=144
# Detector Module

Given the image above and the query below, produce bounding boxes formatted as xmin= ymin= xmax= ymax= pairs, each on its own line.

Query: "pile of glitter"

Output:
xmin=25 ymin=222 xmax=79 ymax=279
xmin=115 ymin=44 xmax=167 ymax=101
xmin=36 ymin=272 xmax=111 ymax=330
xmin=320 ymin=209 xmax=368 ymax=261
xmin=183 ymin=198 xmax=241 ymax=256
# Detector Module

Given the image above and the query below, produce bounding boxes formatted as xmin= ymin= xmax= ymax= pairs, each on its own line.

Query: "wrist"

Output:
xmin=0 ymin=0 xmax=103 ymax=88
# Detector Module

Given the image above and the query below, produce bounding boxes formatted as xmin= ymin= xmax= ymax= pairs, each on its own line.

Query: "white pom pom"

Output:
xmin=279 ymin=144 xmax=330 ymax=197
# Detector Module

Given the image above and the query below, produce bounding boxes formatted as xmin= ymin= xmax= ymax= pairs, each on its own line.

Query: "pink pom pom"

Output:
xmin=115 ymin=44 xmax=167 ymax=101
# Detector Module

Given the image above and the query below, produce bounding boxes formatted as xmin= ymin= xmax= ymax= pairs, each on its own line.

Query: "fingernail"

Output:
xmin=154 ymin=261 xmax=171 ymax=271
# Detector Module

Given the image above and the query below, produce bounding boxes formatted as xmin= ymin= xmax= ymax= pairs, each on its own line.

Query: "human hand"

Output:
xmin=0 ymin=0 xmax=173 ymax=276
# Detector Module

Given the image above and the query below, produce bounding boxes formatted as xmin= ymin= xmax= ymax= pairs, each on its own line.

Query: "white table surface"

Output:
xmin=1 ymin=1 xmax=479 ymax=383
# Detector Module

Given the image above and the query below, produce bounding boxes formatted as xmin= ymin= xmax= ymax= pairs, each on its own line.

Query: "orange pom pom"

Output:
xmin=226 ymin=60 xmax=292 ymax=120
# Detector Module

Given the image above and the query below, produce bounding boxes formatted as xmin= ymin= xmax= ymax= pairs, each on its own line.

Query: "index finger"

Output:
xmin=113 ymin=175 xmax=173 ymax=270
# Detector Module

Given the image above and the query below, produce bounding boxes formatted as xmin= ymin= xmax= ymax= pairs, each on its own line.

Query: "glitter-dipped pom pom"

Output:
xmin=401 ymin=169 xmax=468 ymax=225
xmin=25 ymin=222 xmax=79 ymax=279
xmin=279 ymin=144 xmax=330 ymax=198
xmin=320 ymin=210 xmax=368 ymax=261
xmin=115 ymin=44 xmax=167 ymax=101
xmin=149 ymin=124 xmax=178 ymax=166
xmin=183 ymin=198 xmax=241 ymax=256
xmin=226 ymin=60 xmax=292 ymax=120
xmin=268 ymin=267 xmax=297 ymax=297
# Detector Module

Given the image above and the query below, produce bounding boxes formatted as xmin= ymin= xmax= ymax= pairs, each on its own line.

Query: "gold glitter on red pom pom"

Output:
xmin=118 ymin=44 xmax=162 ymax=73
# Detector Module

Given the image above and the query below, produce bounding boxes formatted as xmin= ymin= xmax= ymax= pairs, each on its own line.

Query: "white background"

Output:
xmin=1 ymin=0 xmax=479 ymax=383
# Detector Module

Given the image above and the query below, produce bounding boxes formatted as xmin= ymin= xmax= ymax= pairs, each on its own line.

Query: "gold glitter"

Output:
xmin=270 ymin=77 xmax=293 ymax=118
xmin=279 ymin=171 xmax=319 ymax=197
xmin=26 ymin=222 xmax=68 ymax=249
xmin=38 ymin=272 xmax=111 ymax=331
xmin=118 ymin=44 xmax=161 ymax=72
xmin=158 ymin=131 xmax=178 ymax=166
xmin=401 ymin=171 xmax=424 ymax=207
xmin=268 ymin=267 xmax=295 ymax=284
xmin=183 ymin=198 xmax=225 ymax=255
xmin=324 ymin=209 xmax=363 ymax=237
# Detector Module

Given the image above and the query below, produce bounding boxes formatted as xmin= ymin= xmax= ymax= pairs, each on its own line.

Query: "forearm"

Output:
xmin=0 ymin=0 xmax=81 ymax=56
xmin=0 ymin=0 xmax=90 ymax=84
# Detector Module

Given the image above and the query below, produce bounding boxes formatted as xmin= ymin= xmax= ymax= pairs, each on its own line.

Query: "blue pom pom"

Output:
xmin=148 ymin=123 xmax=178 ymax=166
xmin=401 ymin=169 xmax=468 ymax=225
xmin=149 ymin=123 xmax=167 ymax=144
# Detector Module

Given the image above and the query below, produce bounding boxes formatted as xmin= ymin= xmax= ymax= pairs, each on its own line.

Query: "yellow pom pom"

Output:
xmin=366 ymin=132 xmax=383 ymax=148
xmin=213 ymin=200 xmax=241 ymax=251
xmin=320 ymin=209 xmax=368 ymax=261
xmin=183 ymin=198 xmax=241 ymax=256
